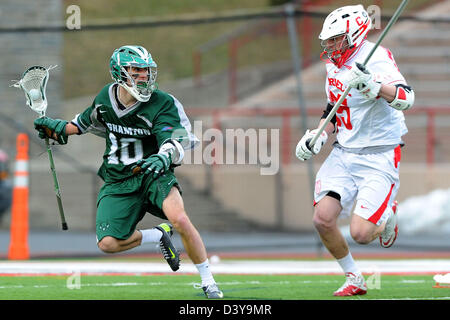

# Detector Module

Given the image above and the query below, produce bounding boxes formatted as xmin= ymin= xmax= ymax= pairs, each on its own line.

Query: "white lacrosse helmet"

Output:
xmin=110 ymin=45 xmax=157 ymax=102
xmin=319 ymin=5 xmax=372 ymax=68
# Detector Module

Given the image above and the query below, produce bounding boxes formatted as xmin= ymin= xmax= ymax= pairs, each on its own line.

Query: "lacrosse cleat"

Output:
xmin=202 ymin=283 xmax=224 ymax=299
xmin=334 ymin=272 xmax=367 ymax=296
xmin=155 ymin=223 xmax=180 ymax=271
xmin=379 ymin=200 xmax=398 ymax=248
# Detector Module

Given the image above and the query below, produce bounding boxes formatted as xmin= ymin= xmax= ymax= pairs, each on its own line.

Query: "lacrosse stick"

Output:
xmin=13 ymin=65 xmax=68 ymax=230
xmin=308 ymin=0 xmax=409 ymax=148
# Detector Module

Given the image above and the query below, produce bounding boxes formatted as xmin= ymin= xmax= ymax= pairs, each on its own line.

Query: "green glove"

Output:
xmin=135 ymin=154 xmax=171 ymax=179
xmin=34 ymin=117 xmax=69 ymax=145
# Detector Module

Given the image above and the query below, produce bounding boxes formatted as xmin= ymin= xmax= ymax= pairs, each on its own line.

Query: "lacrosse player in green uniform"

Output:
xmin=33 ymin=45 xmax=223 ymax=299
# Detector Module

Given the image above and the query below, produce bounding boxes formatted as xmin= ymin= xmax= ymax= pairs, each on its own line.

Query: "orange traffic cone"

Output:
xmin=8 ymin=133 xmax=30 ymax=260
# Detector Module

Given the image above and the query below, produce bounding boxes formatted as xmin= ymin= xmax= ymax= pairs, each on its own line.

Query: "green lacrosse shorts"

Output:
xmin=95 ymin=171 xmax=181 ymax=242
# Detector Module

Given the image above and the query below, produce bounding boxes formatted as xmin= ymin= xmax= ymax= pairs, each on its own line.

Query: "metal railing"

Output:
xmin=187 ymin=106 xmax=450 ymax=166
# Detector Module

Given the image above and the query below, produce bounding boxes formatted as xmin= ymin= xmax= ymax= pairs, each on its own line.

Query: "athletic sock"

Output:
xmin=195 ymin=259 xmax=215 ymax=286
xmin=140 ymin=228 xmax=163 ymax=244
xmin=337 ymin=252 xmax=361 ymax=276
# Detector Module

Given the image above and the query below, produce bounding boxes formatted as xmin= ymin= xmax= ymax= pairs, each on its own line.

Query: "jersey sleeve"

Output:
xmin=152 ymin=95 xmax=199 ymax=150
xmin=368 ymin=46 xmax=407 ymax=86
xmin=71 ymin=99 xmax=107 ymax=138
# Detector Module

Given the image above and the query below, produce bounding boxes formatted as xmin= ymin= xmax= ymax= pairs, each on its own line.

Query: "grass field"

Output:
xmin=1 ymin=270 xmax=448 ymax=300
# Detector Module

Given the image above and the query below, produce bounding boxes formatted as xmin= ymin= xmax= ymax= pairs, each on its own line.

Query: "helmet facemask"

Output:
xmin=119 ymin=65 xmax=157 ymax=102
xmin=320 ymin=34 xmax=356 ymax=68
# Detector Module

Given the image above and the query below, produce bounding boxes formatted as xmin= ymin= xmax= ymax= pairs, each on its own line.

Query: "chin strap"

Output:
xmin=389 ymin=84 xmax=414 ymax=111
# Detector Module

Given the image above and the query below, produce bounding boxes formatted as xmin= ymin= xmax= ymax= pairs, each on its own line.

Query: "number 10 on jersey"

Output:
xmin=108 ymin=132 xmax=144 ymax=165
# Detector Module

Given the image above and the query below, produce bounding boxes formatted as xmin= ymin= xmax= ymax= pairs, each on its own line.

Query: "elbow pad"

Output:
xmin=321 ymin=103 xmax=337 ymax=126
xmin=389 ymin=84 xmax=414 ymax=111
xmin=321 ymin=103 xmax=336 ymax=132
xmin=159 ymin=140 xmax=185 ymax=165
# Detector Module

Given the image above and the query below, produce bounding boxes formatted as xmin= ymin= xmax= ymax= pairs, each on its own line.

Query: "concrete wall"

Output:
xmin=0 ymin=0 xmax=63 ymax=121
xmin=176 ymin=163 xmax=450 ymax=232
xmin=2 ymin=150 xmax=450 ymax=232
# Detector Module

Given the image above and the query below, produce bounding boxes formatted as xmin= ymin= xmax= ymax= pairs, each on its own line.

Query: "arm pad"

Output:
xmin=158 ymin=140 xmax=184 ymax=165
xmin=389 ymin=84 xmax=414 ymax=111
xmin=321 ymin=103 xmax=336 ymax=132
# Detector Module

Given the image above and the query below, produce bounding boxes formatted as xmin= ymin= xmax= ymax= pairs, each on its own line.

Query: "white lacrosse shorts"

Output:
xmin=314 ymin=146 xmax=401 ymax=226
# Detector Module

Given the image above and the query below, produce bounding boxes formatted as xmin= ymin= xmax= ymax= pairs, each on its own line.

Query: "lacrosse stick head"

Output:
xmin=13 ymin=65 xmax=56 ymax=117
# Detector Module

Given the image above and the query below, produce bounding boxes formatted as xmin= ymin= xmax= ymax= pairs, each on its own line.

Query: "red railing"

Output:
xmin=192 ymin=0 xmax=388 ymax=105
xmin=187 ymin=106 xmax=450 ymax=166
xmin=192 ymin=0 xmax=337 ymax=105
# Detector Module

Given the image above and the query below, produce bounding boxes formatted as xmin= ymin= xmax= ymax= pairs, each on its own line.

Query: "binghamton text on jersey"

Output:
xmin=72 ymin=83 xmax=197 ymax=182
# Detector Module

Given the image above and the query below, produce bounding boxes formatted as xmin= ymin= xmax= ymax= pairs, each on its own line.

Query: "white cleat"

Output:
xmin=334 ymin=272 xmax=367 ymax=296
xmin=379 ymin=201 xmax=398 ymax=248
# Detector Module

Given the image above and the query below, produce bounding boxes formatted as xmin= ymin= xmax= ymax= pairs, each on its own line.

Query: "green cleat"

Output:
xmin=155 ymin=223 xmax=180 ymax=272
xmin=202 ymin=283 xmax=224 ymax=299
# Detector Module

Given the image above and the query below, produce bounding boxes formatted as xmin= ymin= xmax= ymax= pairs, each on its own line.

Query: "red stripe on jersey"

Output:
xmin=383 ymin=47 xmax=400 ymax=71
xmin=368 ymin=183 xmax=395 ymax=224
xmin=397 ymin=87 xmax=406 ymax=100
xmin=394 ymin=145 xmax=401 ymax=168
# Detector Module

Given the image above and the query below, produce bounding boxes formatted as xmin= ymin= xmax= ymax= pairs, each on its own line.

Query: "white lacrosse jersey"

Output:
xmin=325 ymin=40 xmax=408 ymax=148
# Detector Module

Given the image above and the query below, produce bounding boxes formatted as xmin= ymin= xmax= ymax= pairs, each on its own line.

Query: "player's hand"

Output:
xmin=134 ymin=154 xmax=171 ymax=179
xmin=346 ymin=62 xmax=381 ymax=100
xmin=295 ymin=129 xmax=328 ymax=161
xmin=34 ymin=117 xmax=69 ymax=145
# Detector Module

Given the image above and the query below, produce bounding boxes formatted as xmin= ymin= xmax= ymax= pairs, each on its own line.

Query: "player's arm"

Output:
xmin=295 ymin=103 xmax=335 ymax=162
xmin=134 ymin=139 xmax=184 ymax=178
xmin=135 ymin=119 xmax=188 ymax=178
xmin=379 ymin=83 xmax=414 ymax=111
xmin=319 ymin=103 xmax=337 ymax=136
xmin=47 ymin=122 xmax=80 ymax=141
xmin=347 ymin=63 xmax=414 ymax=110
xmin=34 ymin=117 xmax=79 ymax=145
xmin=134 ymin=98 xmax=189 ymax=177
xmin=33 ymin=106 xmax=103 ymax=145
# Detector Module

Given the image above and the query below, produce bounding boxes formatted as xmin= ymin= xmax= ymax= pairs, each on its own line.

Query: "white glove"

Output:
xmin=346 ymin=62 xmax=381 ymax=100
xmin=295 ymin=129 xmax=328 ymax=161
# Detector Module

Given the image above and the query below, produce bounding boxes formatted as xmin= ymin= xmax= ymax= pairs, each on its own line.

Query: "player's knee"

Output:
xmin=350 ymin=230 xmax=372 ymax=245
xmin=97 ymin=236 xmax=119 ymax=253
xmin=169 ymin=211 xmax=191 ymax=233
xmin=313 ymin=209 xmax=336 ymax=233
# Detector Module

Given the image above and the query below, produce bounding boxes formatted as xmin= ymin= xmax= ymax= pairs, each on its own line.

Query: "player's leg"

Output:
xmin=162 ymin=186 xmax=223 ymax=298
xmin=313 ymin=194 xmax=348 ymax=259
xmin=97 ymin=228 xmax=164 ymax=253
xmin=350 ymin=200 xmax=398 ymax=246
xmin=313 ymin=194 xmax=367 ymax=296
xmin=313 ymin=148 xmax=367 ymax=296
xmin=350 ymin=148 xmax=400 ymax=247
xmin=97 ymin=231 xmax=142 ymax=253
xmin=350 ymin=215 xmax=385 ymax=244
xmin=96 ymin=190 xmax=168 ymax=255
xmin=162 ymin=187 xmax=206 ymax=263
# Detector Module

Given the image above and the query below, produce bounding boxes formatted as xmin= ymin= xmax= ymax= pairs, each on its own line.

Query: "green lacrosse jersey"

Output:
xmin=72 ymin=83 xmax=197 ymax=183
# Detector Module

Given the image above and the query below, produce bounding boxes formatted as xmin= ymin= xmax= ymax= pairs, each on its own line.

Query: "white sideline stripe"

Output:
xmin=0 ymin=259 xmax=449 ymax=275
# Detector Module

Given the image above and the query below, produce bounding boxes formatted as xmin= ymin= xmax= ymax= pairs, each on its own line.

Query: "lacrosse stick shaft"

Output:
xmin=45 ymin=137 xmax=68 ymax=230
xmin=309 ymin=0 xmax=409 ymax=148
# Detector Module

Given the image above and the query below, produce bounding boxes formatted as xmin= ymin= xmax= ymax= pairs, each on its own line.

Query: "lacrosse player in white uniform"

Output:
xmin=295 ymin=5 xmax=414 ymax=296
